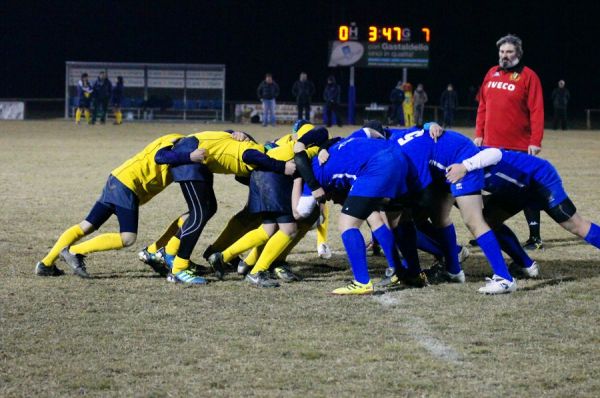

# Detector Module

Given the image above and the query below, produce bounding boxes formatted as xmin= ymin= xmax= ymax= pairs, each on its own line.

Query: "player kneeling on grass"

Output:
xmin=36 ymin=134 xmax=205 ymax=278
xmin=445 ymin=147 xmax=600 ymax=274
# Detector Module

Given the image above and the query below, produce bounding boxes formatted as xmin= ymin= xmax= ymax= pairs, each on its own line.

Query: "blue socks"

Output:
xmin=584 ymin=223 xmax=600 ymax=249
xmin=494 ymin=224 xmax=534 ymax=267
xmin=476 ymin=230 xmax=513 ymax=281
xmin=341 ymin=228 xmax=370 ymax=284
xmin=393 ymin=223 xmax=421 ymax=275
xmin=373 ymin=225 xmax=403 ymax=271
xmin=435 ymin=224 xmax=462 ymax=274
xmin=416 ymin=230 xmax=444 ymax=258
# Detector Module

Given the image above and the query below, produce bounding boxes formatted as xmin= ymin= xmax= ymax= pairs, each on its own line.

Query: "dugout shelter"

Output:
xmin=65 ymin=61 xmax=225 ymax=121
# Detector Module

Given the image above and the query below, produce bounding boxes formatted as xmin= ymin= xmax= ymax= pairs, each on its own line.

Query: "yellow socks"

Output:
xmin=317 ymin=204 xmax=329 ymax=245
xmin=147 ymin=215 xmax=184 ymax=253
xmin=244 ymin=246 xmax=262 ymax=266
xmin=164 ymin=236 xmax=181 ymax=257
xmin=251 ymin=231 xmax=294 ymax=274
xmin=172 ymin=256 xmax=189 ymax=274
xmin=222 ymin=226 xmax=270 ymax=263
xmin=277 ymin=219 xmax=312 ymax=261
xmin=115 ymin=111 xmax=123 ymax=124
xmin=84 ymin=110 xmax=91 ymax=123
xmin=211 ymin=210 xmax=260 ymax=252
xmin=41 ymin=224 xmax=85 ymax=266
xmin=70 ymin=233 xmax=124 ymax=255
xmin=75 ymin=108 xmax=82 ymax=123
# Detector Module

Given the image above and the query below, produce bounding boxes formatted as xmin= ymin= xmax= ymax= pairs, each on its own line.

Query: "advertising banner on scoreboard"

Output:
xmin=328 ymin=41 xmax=429 ymax=69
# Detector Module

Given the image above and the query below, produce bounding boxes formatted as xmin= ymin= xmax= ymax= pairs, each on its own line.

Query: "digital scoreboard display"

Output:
xmin=328 ymin=23 xmax=430 ymax=68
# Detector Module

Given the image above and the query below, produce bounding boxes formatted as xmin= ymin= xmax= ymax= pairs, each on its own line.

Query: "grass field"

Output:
xmin=1 ymin=120 xmax=600 ymax=397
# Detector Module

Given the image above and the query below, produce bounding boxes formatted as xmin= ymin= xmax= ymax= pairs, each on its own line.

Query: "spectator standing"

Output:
xmin=91 ymin=71 xmax=112 ymax=125
xmin=389 ymin=81 xmax=405 ymax=125
xmin=323 ymin=75 xmax=343 ymax=127
xmin=292 ymin=72 xmax=316 ymax=121
xmin=440 ymin=83 xmax=459 ymax=128
xmin=111 ymin=76 xmax=124 ymax=125
xmin=413 ymin=83 xmax=428 ymax=125
xmin=402 ymin=82 xmax=414 ymax=126
xmin=474 ymin=33 xmax=545 ymax=250
xmin=75 ymin=73 xmax=93 ymax=124
xmin=551 ymin=80 xmax=570 ymax=130
xmin=256 ymin=73 xmax=280 ymax=127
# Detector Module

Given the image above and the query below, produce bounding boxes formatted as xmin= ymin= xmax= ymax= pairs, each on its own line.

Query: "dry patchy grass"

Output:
xmin=1 ymin=120 xmax=599 ymax=397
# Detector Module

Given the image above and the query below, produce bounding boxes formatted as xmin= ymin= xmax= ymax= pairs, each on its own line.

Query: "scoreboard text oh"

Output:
xmin=338 ymin=25 xmax=430 ymax=43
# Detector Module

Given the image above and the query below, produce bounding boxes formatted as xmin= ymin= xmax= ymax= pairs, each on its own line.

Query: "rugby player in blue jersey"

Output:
xmin=386 ymin=126 xmax=517 ymax=294
xmin=445 ymin=148 xmax=600 ymax=276
xmin=295 ymin=131 xmax=419 ymax=295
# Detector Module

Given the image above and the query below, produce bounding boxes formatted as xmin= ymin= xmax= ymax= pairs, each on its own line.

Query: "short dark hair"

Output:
xmin=496 ymin=34 xmax=523 ymax=58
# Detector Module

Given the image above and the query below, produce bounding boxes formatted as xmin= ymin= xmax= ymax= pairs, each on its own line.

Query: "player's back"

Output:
xmin=111 ymin=133 xmax=183 ymax=204
xmin=189 ymin=131 xmax=264 ymax=176
xmin=315 ymin=137 xmax=391 ymax=191
xmin=485 ymin=150 xmax=562 ymax=194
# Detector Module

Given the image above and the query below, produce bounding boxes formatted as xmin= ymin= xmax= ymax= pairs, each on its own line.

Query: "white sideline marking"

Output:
xmin=373 ymin=294 xmax=463 ymax=363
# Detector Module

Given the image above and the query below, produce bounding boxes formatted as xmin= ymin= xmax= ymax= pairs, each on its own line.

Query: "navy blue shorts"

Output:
xmin=77 ymin=97 xmax=91 ymax=108
xmin=248 ymin=171 xmax=293 ymax=215
xmin=86 ymin=175 xmax=139 ymax=232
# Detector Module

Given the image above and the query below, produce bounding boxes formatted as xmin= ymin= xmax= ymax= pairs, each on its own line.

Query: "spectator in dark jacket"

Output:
xmin=389 ymin=81 xmax=405 ymax=125
xmin=551 ymin=80 xmax=570 ymax=130
xmin=92 ymin=71 xmax=112 ymax=124
xmin=440 ymin=83 xmax=459 ymax=128
xmin=256 ymin=73 xmax=280 ymax=126
xmin=323 ymin=76 xmax=342 ymax=127
xmin=292 ymin=72 xmax=316 ymax=121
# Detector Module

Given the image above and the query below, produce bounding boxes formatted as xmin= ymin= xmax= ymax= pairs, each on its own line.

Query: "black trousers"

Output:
xmin=553 ymin=108 xmax=567 ymax=130
xmin=297 ymin=102 xmax=311 ymax=120
xmin=325 ymin=102 xmax=342 ymax=127
xmin=177 ymin=180 xmax=218 ymax=260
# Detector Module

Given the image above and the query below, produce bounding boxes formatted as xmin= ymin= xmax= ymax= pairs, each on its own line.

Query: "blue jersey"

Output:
xmin=388 ymin=127 xmax=484 ymax=196
xmin=311 ymin=137 xmax=409 ymax=199
xmin=484 ymin=150 xmax=567 ymax=209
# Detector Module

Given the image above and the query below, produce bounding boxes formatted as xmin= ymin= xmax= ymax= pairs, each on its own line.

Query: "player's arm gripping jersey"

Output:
xmin=110 ymin=133 xmax=184 ymax=205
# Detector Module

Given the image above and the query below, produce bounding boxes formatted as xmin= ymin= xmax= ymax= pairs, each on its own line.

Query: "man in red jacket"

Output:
xmin=474 ymin=34 xmax=545 ymax=250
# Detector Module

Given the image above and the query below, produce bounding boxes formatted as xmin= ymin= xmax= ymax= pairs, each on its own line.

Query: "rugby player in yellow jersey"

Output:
xmin=35 ymin=134 xmax=206 ymax=278
xmin=208 ymin=122 xmax=328 ymax=287
xmin=153 ymin=130 xmax=296 ymax=284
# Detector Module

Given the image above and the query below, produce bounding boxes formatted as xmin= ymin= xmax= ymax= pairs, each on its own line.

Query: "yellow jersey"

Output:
xmin=188 ymin=131 xmax=265 ymax=177
xmin=111 ymin=133 xmax=183 ymax=204
xmin=267 ymin=133 xmax=320 ymax=161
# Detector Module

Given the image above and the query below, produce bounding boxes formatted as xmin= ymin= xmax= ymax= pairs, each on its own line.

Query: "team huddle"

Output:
xmin=35 ymin=120 xmax=600 ymax=295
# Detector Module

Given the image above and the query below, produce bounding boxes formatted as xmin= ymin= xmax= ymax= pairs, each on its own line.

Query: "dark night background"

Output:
xmin=2 ymin=0 xmax=598 ymax=113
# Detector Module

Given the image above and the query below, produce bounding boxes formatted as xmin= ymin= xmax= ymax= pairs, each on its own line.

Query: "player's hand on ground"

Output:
xmin=284 ymin=161 xmax=296 ymax=176
xmin=473 ymin=137 xmax=483 ymax=147
xmin=428 ymin=123 xmax=444 ymax=142
xmin=312 ymin=187 xmax=327 ymax=203
xmin=318 ymin=149 xmax=330 ymax=165
xmin=445 ymin=163 xmax=467 ymax=183
xmin=528 ymin=145 xmax=541 ymax=156
xmin=231 ymin=131 xmax=250 ymax=141
xmin=190 ymin=148 xmax=207 ymax=162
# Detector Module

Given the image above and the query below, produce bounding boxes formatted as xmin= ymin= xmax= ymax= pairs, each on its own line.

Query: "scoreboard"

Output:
xmin=328 ymin=23 xmax=430 ymax=68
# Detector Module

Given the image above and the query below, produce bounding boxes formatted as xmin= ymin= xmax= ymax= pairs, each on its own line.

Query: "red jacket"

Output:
xmin=475 ymin=65 xmax=544 ymax=151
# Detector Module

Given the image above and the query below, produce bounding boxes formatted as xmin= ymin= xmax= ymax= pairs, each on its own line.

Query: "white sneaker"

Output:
xmin=458 ymin=245 xmax=470 ymax=263
xmin=478 ymin=275 xmax=517 ymax=294
xmin=317 ymin=243 xmax=332 ymax=259
xmin=521 ymin=261 xmax=539 ymax=278
xmin=509 ymin=261 xmax=540 ymax=278
xmin=447 ymin=270 xmax=466 ymax=283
